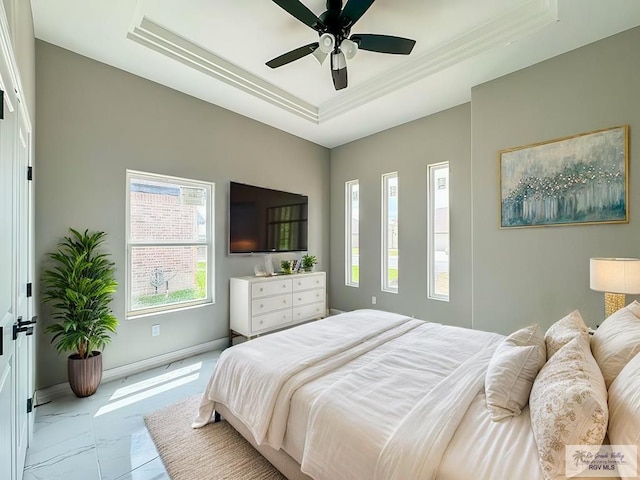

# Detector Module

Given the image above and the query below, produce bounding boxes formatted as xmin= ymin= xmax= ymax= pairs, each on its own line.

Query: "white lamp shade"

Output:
xmin=590 ymin=258 xmax=640 ymax=294
xmin=318 ymin=33 xmax=335 ymax=54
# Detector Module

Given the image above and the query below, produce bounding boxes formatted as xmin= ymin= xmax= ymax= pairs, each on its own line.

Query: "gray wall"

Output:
xmin=330 ymin=104 xmax=473 ymax=328
xmin=330 ymin=26 xmax=640 ymax=334
xmin=35 ymin=41 xmax=330 ymax=389
xmin=471 ymin=26 xmax=640 ymax=333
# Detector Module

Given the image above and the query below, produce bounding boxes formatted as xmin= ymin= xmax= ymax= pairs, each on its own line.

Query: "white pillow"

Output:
xmin=591 ymin=301 xmax=640 ymax=388
xmin=608 ymin=351 xmax=640 ymax=480
xmin=529 ymin=335 xmax=608 ymax=480
xmin=544 ymin=310 xmax=589 ymax=360
xmin=485 ymin=325 xmax=546 ymax=421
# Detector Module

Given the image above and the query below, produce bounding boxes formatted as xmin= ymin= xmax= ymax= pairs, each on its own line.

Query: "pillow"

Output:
xmin=544 ymin=310 xmax=589 ymax=360
xmin=607 ymin=351 xmax=640 ymax=480
xmin=591 ymin=301 xmax=640 ymax=388
xmin=485 ymin=325 xmax=546 ymax=421
xmin=529 ymin=335 xmax=608 ymax=480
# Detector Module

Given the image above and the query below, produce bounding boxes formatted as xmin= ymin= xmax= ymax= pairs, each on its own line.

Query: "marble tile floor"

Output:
xmin=23 ymin=349 xmax=222 ymax=480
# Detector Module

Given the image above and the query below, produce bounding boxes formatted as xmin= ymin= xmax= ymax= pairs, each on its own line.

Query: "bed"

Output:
xmin=193 ymin=308 xmax=640 ymax=480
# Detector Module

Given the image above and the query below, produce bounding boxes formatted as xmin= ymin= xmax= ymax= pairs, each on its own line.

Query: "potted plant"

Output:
xmin=281 ymin=260 xmax=292 ymax=274
xmin=42 ymin=228 xmax=118 ymax=398
xmin=301 ymin=254 xmax=317 ymax=272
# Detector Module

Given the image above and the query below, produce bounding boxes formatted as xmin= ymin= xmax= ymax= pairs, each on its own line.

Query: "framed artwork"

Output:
xmin=500 ymin=125 xmax=629 ymax=228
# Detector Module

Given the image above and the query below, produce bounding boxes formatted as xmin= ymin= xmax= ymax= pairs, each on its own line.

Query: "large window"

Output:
xmin=345 ymin=180 xmax=359 ymax=287
xmin=126 ymin=170 xmax=214 ymax=316
xmin=382 ymin=172 xmax=398 ymax=293
xmin=428 ymin=162 xmax=449 ymax=301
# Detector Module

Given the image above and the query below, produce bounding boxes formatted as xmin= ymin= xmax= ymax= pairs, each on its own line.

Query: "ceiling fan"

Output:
xmin=266 ymin=0 xmax=416 ymax=91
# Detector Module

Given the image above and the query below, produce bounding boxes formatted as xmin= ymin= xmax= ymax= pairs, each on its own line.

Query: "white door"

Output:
xmin=0 ymin=66 xmax=18 ymax=480
xmin=14 ymin=98 xmax=32 ymax=478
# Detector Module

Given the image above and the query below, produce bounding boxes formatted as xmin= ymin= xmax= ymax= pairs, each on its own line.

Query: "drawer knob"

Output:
xmin=260 ymin=304 xmax=264 ymax=308
xmin=260 ymin=320 xmax=264 ymax=325
xmin=282 ymin=284 xmax=286 ymax=288
xmin=316 ymin=293 xmax=319 ymax=297
xmin=283 ymin=300 xmax=287 ymax=304
xmin=298 ymin=297 xmax=302 ymax=301
xmin=260 ymin=287 xmax=264 ymax=292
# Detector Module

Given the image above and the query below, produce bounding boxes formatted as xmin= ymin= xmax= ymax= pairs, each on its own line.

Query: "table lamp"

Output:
xmin=590 ymin=258 xmax=640 ymax=318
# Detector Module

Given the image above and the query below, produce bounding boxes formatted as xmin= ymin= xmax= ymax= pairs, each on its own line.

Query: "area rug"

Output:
xmin=144 ymin=395 xmax=286 ymax=480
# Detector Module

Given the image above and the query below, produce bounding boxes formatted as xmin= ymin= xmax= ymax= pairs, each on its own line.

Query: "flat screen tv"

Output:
xmin=229 ymin=181 xmax=308 ymax=254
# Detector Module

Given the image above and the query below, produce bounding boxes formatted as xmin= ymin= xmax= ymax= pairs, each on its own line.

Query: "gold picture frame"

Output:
xmin=499 ymin=125 xmax=629 ymax=228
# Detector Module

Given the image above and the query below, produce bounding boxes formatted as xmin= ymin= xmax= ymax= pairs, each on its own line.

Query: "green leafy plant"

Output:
xmin=301 ymin=254 xmax=317 ymax=271
xmin=42 ymin=228 xmax=118 ymax=359
xmin=281 ymin=260 xmax=292 ymax=274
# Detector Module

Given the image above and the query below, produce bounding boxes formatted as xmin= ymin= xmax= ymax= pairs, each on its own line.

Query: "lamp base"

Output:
xmin=604 ymin=292 xmax=625 ymax=318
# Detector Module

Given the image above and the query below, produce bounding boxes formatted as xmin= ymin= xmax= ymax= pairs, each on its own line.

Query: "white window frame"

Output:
xmin=381 ymin=172 xmax=398 ymax=293
xmin=126 ymin=170 xmax=215 ymax=317
xmin=427 ymin=162 xmax=449 ymax=301
xmin=345 ymin=180 xmax=359 ymax=287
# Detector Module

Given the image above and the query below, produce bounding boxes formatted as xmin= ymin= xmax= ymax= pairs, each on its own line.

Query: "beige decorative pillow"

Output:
xmin=608 ymin=351 xmax=640 ymax=480
xmin=486 ymin=325 xmax=546 ymax=421
xmin=544 ymin=310 xmax=589 ymax=360
xmin=591 ymin=303 xmax=640 ymax=388
xmin=529 ymin=335 xmax=608 ymax=480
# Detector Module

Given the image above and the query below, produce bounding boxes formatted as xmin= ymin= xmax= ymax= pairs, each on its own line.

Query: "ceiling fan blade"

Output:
xmin=350 ymin=34 xmax=416 ymax=54
xmin=340 ymin=0 xmax=375 ymax=28
xmin=272 ymin=0 xmax=325 ymax=31
xmin=266 ymin=43 xmax=319 ymax=68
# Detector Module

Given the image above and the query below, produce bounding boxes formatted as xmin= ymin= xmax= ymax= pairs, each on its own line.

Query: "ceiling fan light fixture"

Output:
xmin=340 ymin=39 xmax=358 ymax=60
xmin=318 ymin=32 xmax=335 ymax=54
xmin=312 ymin=49 xmax=329 ymax=65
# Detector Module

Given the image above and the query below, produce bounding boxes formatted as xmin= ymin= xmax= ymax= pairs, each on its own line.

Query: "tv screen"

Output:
xmin=229 ymin=182 xmax=308 ymax=254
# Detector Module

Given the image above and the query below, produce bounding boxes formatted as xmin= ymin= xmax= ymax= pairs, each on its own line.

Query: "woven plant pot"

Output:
xmin=68 ymin=351 xmax=103 ymax=398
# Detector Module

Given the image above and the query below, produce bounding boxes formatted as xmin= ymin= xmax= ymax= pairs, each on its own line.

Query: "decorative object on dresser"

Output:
xmin=301 ymin=254 xmax=317 ymax=272
xmin=590 ymin=257 xmax=640 ymax=318
xmin=230 ymin=272 xmax=326 ymax=341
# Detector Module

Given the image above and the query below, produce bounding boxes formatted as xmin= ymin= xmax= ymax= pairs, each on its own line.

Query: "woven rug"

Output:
xmin=144 ymin=395 xmax=286 ymax=480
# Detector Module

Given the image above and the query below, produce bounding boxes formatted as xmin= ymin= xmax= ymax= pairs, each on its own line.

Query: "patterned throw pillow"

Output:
xmin=529 ymin=335 xmax=608 ymax=480
xmin=544 ymin=310 xmax=589 ymax=360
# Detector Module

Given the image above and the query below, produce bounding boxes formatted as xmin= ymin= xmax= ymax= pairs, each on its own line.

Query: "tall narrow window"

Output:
xmin=382 ymin=172 xmax=398 ymax=293
xmin=345 ymin=180 xmax=359 ymax=287
xmin=428 ymin=163 xmax=449 ymax=301
xmin=126 ymin=170 xmax=214 ymax=316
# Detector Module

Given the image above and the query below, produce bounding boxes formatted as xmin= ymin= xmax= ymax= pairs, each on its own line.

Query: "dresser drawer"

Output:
xmin=293 ymin=274 xmax=325 ymax=292
xmin=293 ymin=288 xmax=324 ymax=306
xmin=292 ymin=302 xmax=325 ymax=322
xmin=252 ymin=279 xmax=292 ymax=298
xmin=252 ymin=309 xmax=292 ymax=333
xmin=252 ymin=293 xmax=290 ymax=315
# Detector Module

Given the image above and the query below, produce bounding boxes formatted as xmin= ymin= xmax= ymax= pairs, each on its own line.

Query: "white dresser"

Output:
xmin=230 ymin=272 xmax=326 ymax=338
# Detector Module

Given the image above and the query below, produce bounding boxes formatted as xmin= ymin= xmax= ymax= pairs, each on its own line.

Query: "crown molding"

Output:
xmin=127 ymin=0 xmax=557 ymax=124
xmin=127 ymin=17 xmax=319 ymax=123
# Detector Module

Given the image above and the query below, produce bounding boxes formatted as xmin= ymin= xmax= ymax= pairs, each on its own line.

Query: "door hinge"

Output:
xmin=27 ymin=398 xmax=33 ymax=414
xmin=27 ymin=166 xmax=32 ymax=181
xmin=26 ymin=283 xmax=32 ymax=297
xmin=0 ymin=89 xmax=4 ymax=119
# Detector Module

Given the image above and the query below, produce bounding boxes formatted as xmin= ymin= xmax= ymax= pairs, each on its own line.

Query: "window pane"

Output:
xmin=130 ymin=177 xmax=208 ymax=243
xmin=428 ymin=163 xmax=449 ymax=300
xmin=346 ymin=181 xmax=359 ymax=286
xmin=130 ymin=245 xmax=207 ymax=311
xmin=383 ymin=173 xmax=398 ymax=293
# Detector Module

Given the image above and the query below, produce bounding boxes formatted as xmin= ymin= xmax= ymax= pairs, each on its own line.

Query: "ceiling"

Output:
xmin=31 ymin=0 xmax=640 ymax=148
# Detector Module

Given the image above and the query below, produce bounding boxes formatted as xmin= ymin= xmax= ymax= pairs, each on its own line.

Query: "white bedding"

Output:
xmin=194 ymin=309 xmax=597 ymax=480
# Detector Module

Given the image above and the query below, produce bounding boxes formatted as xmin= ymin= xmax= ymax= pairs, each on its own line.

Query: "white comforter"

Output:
xmin=194 ymin=310 xmax=504 ymax=480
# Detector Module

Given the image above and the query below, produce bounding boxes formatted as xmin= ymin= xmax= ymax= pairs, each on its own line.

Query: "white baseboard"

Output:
xmin=35 ymin=338 xmax=229 ymax=405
